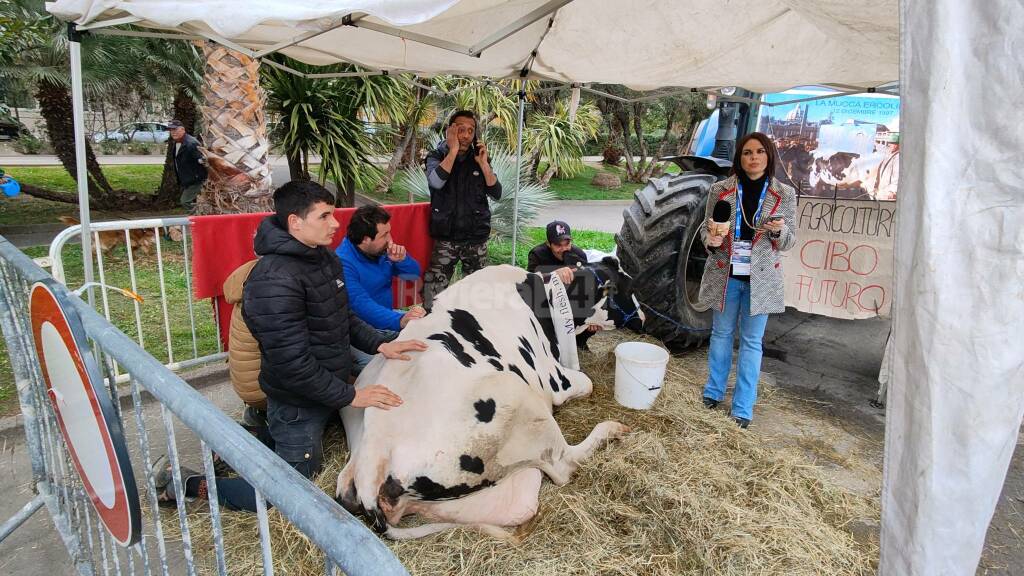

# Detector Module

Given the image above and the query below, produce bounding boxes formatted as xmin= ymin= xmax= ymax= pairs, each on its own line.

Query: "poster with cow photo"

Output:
xmin=757 ymin=87 xmax=900 ymax=201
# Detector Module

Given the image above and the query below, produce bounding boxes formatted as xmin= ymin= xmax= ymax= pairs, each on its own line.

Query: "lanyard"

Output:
xmin=735 ymin=179 xmax=770 ymax=240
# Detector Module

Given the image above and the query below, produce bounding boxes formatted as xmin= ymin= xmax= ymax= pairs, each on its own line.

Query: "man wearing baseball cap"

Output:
xmin=168 ymin=119 xmax=207 ymax=212
xmin=527 ymin=220 xmax=588 ymax=284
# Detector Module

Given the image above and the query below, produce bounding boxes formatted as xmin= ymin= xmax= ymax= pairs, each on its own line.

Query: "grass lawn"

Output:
xmin=0 ymin=241 xmax=220 ymax=417
xmin=0 ymin=165 xmax=166 ymax=226
xmin=546 ymin=164 xmax=644 ymax=201
xmin=487 ymin=226 xmax=616 ymax=269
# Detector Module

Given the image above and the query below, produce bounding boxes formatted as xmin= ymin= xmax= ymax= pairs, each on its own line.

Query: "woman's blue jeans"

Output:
xmin=702 ymin=278 xmax=770 ymax=421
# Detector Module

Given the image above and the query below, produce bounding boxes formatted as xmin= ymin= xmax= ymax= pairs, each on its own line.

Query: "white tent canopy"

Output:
xmin=48 ymin=0 xmax=898 ymax=92
xmin=42 ymin=2 xmax=1024 ymax=575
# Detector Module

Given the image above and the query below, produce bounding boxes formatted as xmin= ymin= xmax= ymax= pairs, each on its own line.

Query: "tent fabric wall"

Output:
xmin=880 ymin=1 xmax=1024 ymax=574
xmin=47 ymin=0 xmax=898 ymax=92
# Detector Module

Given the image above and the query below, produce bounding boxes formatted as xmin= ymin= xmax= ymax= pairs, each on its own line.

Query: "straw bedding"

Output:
xmin=164 ymin=331 xmax=879 ymax=575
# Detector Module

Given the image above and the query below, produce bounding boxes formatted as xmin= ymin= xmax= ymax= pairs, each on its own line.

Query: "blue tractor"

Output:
xmin=614 ymin=94 xmax=758 ymax=350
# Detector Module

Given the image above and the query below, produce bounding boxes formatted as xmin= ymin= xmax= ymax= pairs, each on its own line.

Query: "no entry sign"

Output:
xmin=30 ymin=280 xmax=141 ymax=547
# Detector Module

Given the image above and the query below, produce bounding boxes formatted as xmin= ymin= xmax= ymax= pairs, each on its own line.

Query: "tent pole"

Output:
xmin=68 ymin=23 xmax=95 ymax=305
xmin=511 ymin=79 xmax=526 ymax=266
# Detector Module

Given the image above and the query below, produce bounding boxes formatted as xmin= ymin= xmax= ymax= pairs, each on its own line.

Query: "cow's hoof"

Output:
xmin=601 ymin=420 xmax=631 ymax=440
xmin=366 ymin=508 xmax=388 ymax=534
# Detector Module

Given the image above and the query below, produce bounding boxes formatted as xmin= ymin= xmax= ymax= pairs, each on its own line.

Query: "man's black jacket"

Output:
xmin=173 ymin=134 xmax=208 ymax=187
xmin=527 ymin=244 xmax=588 ymax=274
xmin=424 ymin=142 xmax=502 ymax=243
xmin=242 ymin=216 xmax=386 ymax=410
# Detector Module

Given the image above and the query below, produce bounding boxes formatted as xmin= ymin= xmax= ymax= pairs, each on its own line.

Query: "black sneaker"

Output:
xmin=151 ymin=455 xmax=203 ymax=507
xmin=702 ymin=397 xmax=720 ymax=410
xmin=242 ymin=405 xmax=268 ymax=428
xmin=731 ymin=416 xmax=750 ymax=429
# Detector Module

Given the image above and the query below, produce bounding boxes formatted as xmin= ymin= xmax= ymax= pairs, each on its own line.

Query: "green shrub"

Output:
xmin=126 ymin=141 xmax=152 ymax=155
xmin=13 ymin=132 xmax=43 ymax=155
xmin=99 ymin=139 xmax=122 ymax=155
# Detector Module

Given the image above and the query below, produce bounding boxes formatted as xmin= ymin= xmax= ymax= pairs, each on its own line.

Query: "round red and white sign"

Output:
xmin=30 ymin=280 xmax=141 ymax=547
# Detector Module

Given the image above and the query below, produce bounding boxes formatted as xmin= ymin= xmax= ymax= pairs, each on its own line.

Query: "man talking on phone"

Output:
xmin=422 ymin=110 xmax=502 ymax=308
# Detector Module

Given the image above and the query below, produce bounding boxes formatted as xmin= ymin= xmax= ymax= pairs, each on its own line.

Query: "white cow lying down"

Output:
xmin=336 ymin=262 xmax=644 ymax=539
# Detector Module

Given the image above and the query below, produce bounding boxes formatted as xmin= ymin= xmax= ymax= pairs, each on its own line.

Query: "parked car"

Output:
xmin=92 ymin=122 xmax=170 ymax=143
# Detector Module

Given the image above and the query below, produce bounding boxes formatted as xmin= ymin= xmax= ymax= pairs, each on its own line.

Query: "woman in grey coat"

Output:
xmin=697 ymin=132 xmax=797 ymax=428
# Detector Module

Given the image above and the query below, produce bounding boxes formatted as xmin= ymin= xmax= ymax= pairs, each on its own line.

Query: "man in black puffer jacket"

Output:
xmin=151 ymin=181 xmax=427 ymax=512
xmin=422 ymin=110 xmax=502 ymax=308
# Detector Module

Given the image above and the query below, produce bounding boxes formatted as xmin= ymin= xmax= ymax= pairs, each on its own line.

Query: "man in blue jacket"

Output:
xmin=336 ymin=206 xmax=425 ymax=370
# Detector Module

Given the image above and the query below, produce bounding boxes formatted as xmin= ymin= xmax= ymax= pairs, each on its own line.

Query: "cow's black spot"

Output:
xmin=410 ymin=476 xmax=495 ymax=501
xmin=449 ymin=309 xmax=499 ymax=359
xmin=548 ymin=374 xmax=560 ymax=393
xmin=474 ymin=398 xmax=496 ymax=423
xmin=558 ymin=369 xmax=572 ymax=391
xmin=518 ymin=336 xmax=535 ymax=356
xmin=460 ymin=455 xmax=485 ymax=475
xmin=508 ymin=364 xmax=529 ymax=384
xmin=379 ymin=475 xmax=405 ymax=508
xmin=488 ymin=358 xmax=504 ymax=371
xmin=428 ymin=332 xmax=475 ymax=367
xmin=518 ymin=346 xmax=536 ymax=369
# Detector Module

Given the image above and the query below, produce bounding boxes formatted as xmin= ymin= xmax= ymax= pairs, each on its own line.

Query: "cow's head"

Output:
xmin=572 ymin=257 xmax=644 ymax=333
xmin=827 ymin=152 xmax=859 ymax=179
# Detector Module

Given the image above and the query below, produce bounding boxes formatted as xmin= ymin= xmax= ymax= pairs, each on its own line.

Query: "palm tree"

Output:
xmin=0 ymin=1 xmax=144 ymax=208
xmin=262 ymin=55 xmax=410 ymax=207
xmin=527 ymin=99 xmax=602 ymax=185
xmin=193 ymin=43 xmax=273 ymax=214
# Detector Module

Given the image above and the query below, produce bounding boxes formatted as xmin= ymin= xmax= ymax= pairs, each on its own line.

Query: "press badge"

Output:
xmin=731 ymin=240 xmax=752 ymax=276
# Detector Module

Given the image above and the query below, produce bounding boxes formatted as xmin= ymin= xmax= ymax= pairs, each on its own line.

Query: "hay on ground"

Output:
xmin=162 ymin=330 xmax=879 ymax=576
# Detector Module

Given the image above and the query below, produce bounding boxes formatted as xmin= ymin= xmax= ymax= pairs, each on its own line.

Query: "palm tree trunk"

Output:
xmin=335 ymin=175 xmax=356 ymax=208
xmin=196 ymin=43 xmax=273 ymax=214
xmin=286 ymin=148 xmax=309 ymax=181
xmin=35 ymin=79 xmax=116 ymax=203
xmin=375 ymin=122 xmax=417 ymax=195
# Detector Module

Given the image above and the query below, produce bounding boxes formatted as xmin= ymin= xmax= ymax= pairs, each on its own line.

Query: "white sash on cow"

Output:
xmin=546 ymin=274 xmax=580 ymax=371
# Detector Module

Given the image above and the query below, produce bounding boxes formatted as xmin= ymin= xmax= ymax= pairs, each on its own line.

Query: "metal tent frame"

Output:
xmin=65 ymin=9 xmax=897 ymax=275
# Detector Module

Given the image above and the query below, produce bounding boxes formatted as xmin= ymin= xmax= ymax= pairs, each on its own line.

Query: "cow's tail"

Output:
xmin=385 ymin=522 xmax=516 ymax=541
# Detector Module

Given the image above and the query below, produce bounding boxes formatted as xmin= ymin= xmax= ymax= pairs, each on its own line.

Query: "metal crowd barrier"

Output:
xmin=0 ymin=235 xmax=407 ymax=575
xmin=48 ymin=217 xmax=225 ymax=381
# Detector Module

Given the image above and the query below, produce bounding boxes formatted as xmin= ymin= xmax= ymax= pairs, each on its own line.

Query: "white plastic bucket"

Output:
xmin=613 ymin=342 xmax=670 ymax=409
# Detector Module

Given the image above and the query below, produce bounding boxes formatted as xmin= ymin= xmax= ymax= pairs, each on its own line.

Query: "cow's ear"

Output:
xmin=601 ymin=256 xmax=620 ymax=270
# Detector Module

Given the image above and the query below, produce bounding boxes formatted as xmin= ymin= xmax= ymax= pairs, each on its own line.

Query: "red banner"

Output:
xmin=190 ymin=203 xmax=433 ymax=349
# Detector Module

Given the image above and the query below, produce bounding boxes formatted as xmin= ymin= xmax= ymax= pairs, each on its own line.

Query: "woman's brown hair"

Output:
xmin=731 ymin=131 xmax=777 ymax=180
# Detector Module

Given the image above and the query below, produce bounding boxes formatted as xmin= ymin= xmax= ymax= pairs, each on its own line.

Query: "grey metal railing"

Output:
xmin=49 ymin=218 xmax=226 ymax=382
xmin=0 ymin=235 xmax=408 ymax=575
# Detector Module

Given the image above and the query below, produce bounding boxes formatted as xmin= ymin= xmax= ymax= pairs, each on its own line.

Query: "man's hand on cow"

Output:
xmin=706 ymin=234 xmax=725 ymax=248
xmin=586 ymin=324 xmax=602 ymax=332
xmin=387 ymin=242 xmax=407 ymax=262
xmin=378 ymin=339 xmax=429 ymax=360
xmin=351 ymin=384 xmax=402 ymax=410
xmin=399 ymin=306 xmax=426 ymax=328
xmin=554 ymin=266 xmax=574 ymax=284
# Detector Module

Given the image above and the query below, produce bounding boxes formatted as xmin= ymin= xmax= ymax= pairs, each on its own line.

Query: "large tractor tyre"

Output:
xmin=616 ymin=171 xmax=717 ymax=350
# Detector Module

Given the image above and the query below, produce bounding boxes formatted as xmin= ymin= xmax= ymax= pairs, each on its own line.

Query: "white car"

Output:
xmin=93 ymin=122 xmax=170 ymax=143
